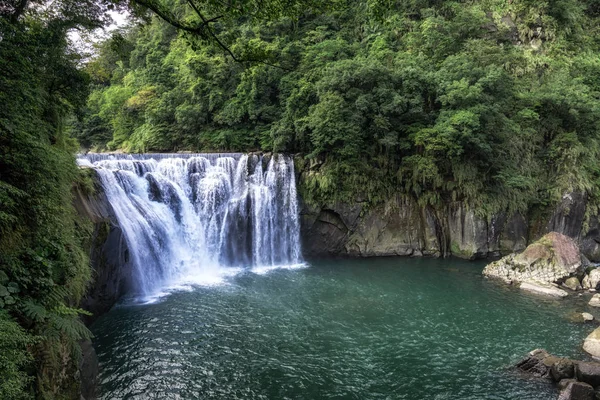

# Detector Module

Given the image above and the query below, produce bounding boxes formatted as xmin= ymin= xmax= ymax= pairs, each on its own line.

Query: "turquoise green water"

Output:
xmin=92 ymin=258 xmax=598 ymax=399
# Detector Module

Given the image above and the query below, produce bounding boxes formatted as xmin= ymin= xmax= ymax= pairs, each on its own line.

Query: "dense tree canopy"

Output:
xmin=78 ymin=0 xmax=600 ymax=212
xmin=2 ymin=0 xmax=600 ymax=397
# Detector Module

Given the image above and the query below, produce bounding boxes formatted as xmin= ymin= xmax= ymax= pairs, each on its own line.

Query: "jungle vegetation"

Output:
xmin=1 ymin=0 xmax=600 ymax=398
xmin=77 ymin=0 xmax=600 ymax=211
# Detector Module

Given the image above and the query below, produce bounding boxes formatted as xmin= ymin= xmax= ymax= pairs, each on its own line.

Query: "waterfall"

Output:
xmin=78 ymin=153 xmax=303 ymax=299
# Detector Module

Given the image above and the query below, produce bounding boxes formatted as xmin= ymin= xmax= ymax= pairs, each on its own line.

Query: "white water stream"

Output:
xmin=78 ymin=153 xmax=303 ymax=300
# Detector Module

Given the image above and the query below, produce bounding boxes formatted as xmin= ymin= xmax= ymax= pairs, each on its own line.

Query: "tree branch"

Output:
xmin=134 ymin=0 xmax=210 ymax=35
xmin=135 ymin=0 xmax=291 ymax=71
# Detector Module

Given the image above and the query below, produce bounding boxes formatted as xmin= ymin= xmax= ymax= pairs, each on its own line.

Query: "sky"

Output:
xmin=68 ymin=10 xmax=129 ymax=57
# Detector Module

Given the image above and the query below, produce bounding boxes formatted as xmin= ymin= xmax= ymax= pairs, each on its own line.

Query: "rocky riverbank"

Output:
xmin=484 ymin=231 xmax=600 ymax=398
xmin=517 ymin=349 xmax=600 ymax=400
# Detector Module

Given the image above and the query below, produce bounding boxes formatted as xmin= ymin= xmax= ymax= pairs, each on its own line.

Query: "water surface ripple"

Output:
xmin=92 ymin=258 xmax=597 ymax=399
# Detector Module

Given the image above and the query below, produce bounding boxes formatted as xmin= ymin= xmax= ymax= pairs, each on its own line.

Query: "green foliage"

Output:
xmin=0 ymin=310 xmax=34 ymax=400
xmin=78 ymin=0 xmax=600 ymax=212
xmin=0 ymin=1 xmax=105 ymax=397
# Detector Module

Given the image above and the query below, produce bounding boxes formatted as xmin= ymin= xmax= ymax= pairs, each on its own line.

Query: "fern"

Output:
xmin=21 ymin=301 xmax=48 ymax=323
xmin=48 ymin=315 xmax=92 ymax=342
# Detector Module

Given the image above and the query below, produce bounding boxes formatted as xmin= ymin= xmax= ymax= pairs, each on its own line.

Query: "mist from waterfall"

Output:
xmin=78 ymin=153 xmax=303 ymax=300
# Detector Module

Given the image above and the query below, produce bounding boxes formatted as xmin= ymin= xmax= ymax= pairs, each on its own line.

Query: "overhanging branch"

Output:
xmin=135 ymin=0 xmax=291 ymax=70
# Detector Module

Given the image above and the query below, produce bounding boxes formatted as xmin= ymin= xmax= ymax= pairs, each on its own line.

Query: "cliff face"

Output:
xmin=73 ymin=170 xmax=130 ymax=324
xmin=300 ymin=190 xmax=600 ymax=262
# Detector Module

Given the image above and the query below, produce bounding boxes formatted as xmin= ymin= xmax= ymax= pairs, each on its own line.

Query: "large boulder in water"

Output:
xmin=588 ymin=294 xmax=600 ymax=307
xmin=576 ymin=361 xmax=600 ymax=386
xmin=515 ymin=349 xmax=561 ymax=378
xmin=583 ymin=327 xmax=600 ymax=358
xmin=586 ymin=268 xmax=600 ymax=290
xmin=483 ymin=232 xmax=581 ymax=285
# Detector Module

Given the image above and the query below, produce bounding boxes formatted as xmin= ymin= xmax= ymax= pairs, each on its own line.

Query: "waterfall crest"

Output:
xmin=78 ymin=153 xmax=303 ymax=298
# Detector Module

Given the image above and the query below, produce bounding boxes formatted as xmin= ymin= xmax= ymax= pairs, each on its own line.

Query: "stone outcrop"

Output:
xmin=297 ymin=172 xmax=599 ymax=262
xmin=583 ymin=327 xmax=600 ymax=358
xmin=74 ymin=172 xmax=130 ymax=325
xmin=520 ymin=281 xmax=568 ymax=298
xmin=482 ymin=232 xmax=582 ymax=285
xmin=516 ymin=349 xmax=600 ymax=400
xmin=589 ymin=294 xmax=600 ymax=307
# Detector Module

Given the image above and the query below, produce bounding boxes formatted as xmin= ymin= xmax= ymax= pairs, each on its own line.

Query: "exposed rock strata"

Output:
xmin=298 ymin=184 xmax=599 ymax=261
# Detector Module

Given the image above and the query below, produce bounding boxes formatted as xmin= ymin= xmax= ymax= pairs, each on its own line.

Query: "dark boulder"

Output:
xmin=515 ymin=349 xmax=559 ymax=378
xmin=552 ymin=359 xmax=576 ymax=381
xmin=558 ymin=381 xmax=594 ymax=400
xmin=79 ymin=340 xmax=98 ymax=400
xmin=576 ymin=362 xmax=600 ymax=387
xmin=558 ymin=379 xmax=579 ymax=391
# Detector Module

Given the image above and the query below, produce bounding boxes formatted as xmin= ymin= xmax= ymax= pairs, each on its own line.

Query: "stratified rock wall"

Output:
xmin=300 ymin=187 xmax=599 ymax=261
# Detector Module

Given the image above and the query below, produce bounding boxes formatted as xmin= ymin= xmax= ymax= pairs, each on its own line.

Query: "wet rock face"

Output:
xmin=346 ymin=197 xmax=425 ymax=257
xmin=79 ymin=221 xmax=129 ymax=324
xmin=73 ymin=172 xmax=130 ymax=324
xmin=79 ymin=340 xmax=98 ymax=400
xmin=299 ymin=197 xmax=529 ymax=259
xmin=446 ymin=202 xmax=488 ymax=259
xmin=296 ymin=172 xmax=600 ymax=261
xmin=301 ymin=207 xmax=353 ymax=257
xmin=482 ymin=232 xmax=582 ymax=285
xmin=581 ymin=218 xmax=600 ymax=263
xmin=73 ymin=171 xmax=134 ymax=400
xmin=548 ymin=192 xmax=587 ymax=239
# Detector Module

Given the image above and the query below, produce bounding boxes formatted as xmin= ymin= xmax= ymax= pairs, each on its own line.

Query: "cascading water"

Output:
xmin=78 ymin=153 xmax=303 ymax=300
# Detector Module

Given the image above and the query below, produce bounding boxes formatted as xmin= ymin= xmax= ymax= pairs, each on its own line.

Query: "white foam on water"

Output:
xmin=251 ymin=262 xmax=309 ymax=275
